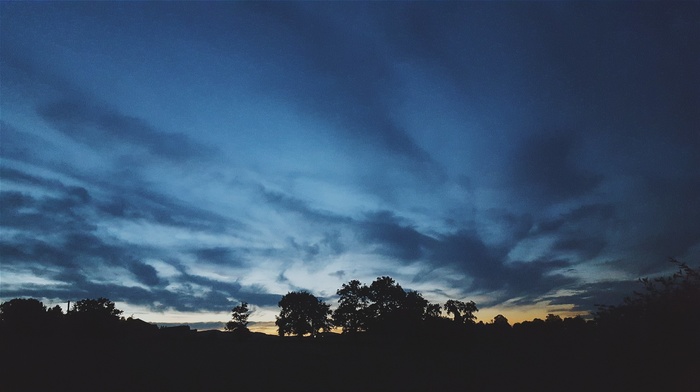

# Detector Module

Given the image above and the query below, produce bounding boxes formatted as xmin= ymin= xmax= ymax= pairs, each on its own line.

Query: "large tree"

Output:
xmin=0 ymin=298 xmax=49 ymax=334
xmin=276 ymin=291 xmax=332 ymax=337
xmin=402 ymin=291 xmax=430 ymax=321
xmin=333 ymin=280 xmax=371 ymax=333
xmin=69 ymin=297 xmax=123 ymax=334
xmin=368 ymin=276 xmax=407 ymax=320
xmin=334 ymin=277 xmax=444 ymax=334
xmin=70 ymin=297 xmax=123 ymax=319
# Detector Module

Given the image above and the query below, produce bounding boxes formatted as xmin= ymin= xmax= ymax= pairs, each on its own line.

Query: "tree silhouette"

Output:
xmin=545 ymin=313 xmax=563 ymax=325
xmin=333 ymin=280 xmax=371 ymax=333
xmin=368 ymin=276 xmax=406 ymax=319
xmin=400 ymin=290 xmax=431 ymax=323
xmin=0 ymin=298 xmax=50 ymax=334
xmin=333 ymin=277 xmax=448 ymax=334
xmin=444 ymin=299 xmax=478 ymax=325
xmin=492 ymin=314 xmax=510 ymax=328
xmin=276 ymin=291 xmax=332 ymax=337
xmin=595 ymin=259 xmax=700 ymax=341
xmin=225 ymin=302 xmax=250 ymax=333
xmin=71 ymin=297 xmax=122 ymax=318
xmin=426 ymin=303 xmax=442 ymax=319
xmin=69 ymin=297 xmax=123 ymax=335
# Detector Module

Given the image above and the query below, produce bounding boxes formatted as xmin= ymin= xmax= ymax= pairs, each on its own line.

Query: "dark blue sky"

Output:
xmin=1 ymin=2 xmax=698 ymax=327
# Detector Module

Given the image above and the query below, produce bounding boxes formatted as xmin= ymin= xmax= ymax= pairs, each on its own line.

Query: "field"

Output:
xmin=3 ymin=328 xmax=696 ymax=392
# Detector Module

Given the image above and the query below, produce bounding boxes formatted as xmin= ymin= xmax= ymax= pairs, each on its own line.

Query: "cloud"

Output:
xmin=38 ymin=99 xmax=216 ymax=162
xmin=0 ymin=232 xmax=280 ymax=312
xmin=1 ymin=163 xmax=240 ymax=239
xmin=127 ymin=261 xmax=161 ymax=286
xmin=259 ymin=186 xmax=349 ymax=226
xmin=0 ymin=165 xmax=280 ymax=313
xmin=96 ymin=190 xmax=236 ymax=234
xmin=348 ymin=213 xmax=577 ymax=305
xmin=0 ymin=121 xmax=50 ymax=163
xmin=552 ymin=237 xmax=607 ymax=260
xmin=232 ymin=3 xmax=445 ymax=180
xmin=534 ymin=204 xmax=614 ymax=234
xmin=191 ymin=247 xmax=239 ymax=266
xmin=3 ymin=2 xmax=699 ymax=325
xmin=0 ymin=165 xmax=86 ymax=197
xmin=0 ymin=188 xmax=96 ymax=236
xmin=630 ymin=177 xmax=700 ymax=265
xmin=429 ymin=230 xmax=575 ymax=302
xmin=359 ymin=211 xmax=436 ymax=261
xmin=543 ymin=279 xmax=644 ymax=314
xmin=510 ymin=133 xmax=603 ymax=203
xmin=0 ymin=238 xmax=78 ymax=269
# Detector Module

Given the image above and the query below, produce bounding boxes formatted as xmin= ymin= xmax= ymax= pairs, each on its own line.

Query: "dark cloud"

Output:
xmin=428 ymin=230 xmax=576 ymax=304
xmin=236 ymin=292 xmax=280 ymax=308
xmin=38 ymin=99 xmax=216 ymax=162
xmin=431 ymin=231 xmax=500 ymax=273
xmin=552 ymin=237 xmax=607 ymax=260
xmin=191 ymin=247 xmax=239 ymax=266
xmin=157 ymin=322 xmax=225 ymax=330
xmin=321 ymin=231 xmax=345 ymax=255
xmin=260 ymin=187 xmax=350 ymax=227
xmin=502 ymin=203 xmax=617 ymax=264
xmin=0 ymin=165 xmax=279 ymax=312
xmin=96 ymin=190 xmax=237 ymax=234
xmin=127 ymin=261 xmax=161 ymax=286
xmin=1 ymin=164 xmax=240 ymax=245
xmin=352 ymin=215 xmax=577 ymax=305
xmin=4 ymin=117 xmax=241 ymax=235
xmin=511 ymin=133 xmax=603 ymax=203
xmin=0 ymin=165 xmax=86 ymax=197
xmin=0 ymin=238 xmax=77 ymax=269
xmin=497 ymin=259 xmax=575 ymax=306
xmin=632 ymin=177 xmax=700 ymax=264
xmin=0 ymin=236 xmax=280 ymax=312
xmin=534 ymin=204 xmax=615 ymax=234
xmin=0 ymin=190 xmax=96 ymax=236
xmin=287 ymin=237 xmax=320 ymax=260
xmin=359 ymin=211 xmax=436 ymax=261
xmin=544 ymin=279 xmax=644 ymax=314
xmin=1 ymin=165 xmax=238 ymax=238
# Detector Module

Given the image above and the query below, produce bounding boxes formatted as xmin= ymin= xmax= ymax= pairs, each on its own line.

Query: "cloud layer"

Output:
xmin=1 ymin=2 xmax=699 ymax=325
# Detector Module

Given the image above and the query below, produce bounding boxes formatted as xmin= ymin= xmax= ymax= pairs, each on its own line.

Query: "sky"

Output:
xmin=1 ymin=2 xmax=699 ymax=332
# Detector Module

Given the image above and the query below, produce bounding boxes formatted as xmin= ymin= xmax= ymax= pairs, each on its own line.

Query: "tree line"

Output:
xmin=2 ymin=260 xmax=698 ymax=344
xmin=271 ymin=276 xmax=480 ymax=337
xmin=0 ymin=297 xmax=151 ymax=337
xmin=183 ymin=258 xmax=700 ymax=344
xmin=2 ymin=260 xmax=696 ymax=392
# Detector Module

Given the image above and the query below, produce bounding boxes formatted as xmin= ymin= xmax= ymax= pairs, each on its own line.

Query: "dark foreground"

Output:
xmin=2 ymin=328 xmax=697 ymax=392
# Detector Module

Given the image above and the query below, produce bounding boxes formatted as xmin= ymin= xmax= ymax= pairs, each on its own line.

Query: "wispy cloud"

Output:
xmin=38 ymin=99 xmax=216 ymax=162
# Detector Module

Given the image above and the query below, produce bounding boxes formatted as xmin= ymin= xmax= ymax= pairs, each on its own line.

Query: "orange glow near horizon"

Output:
xmin=245 ymin=304 xmax=590 ymax=336
xmin=477 ymin=304 xmax=590 ymax=325
xmin=32 ymin=299 xmax=590 ymax=335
